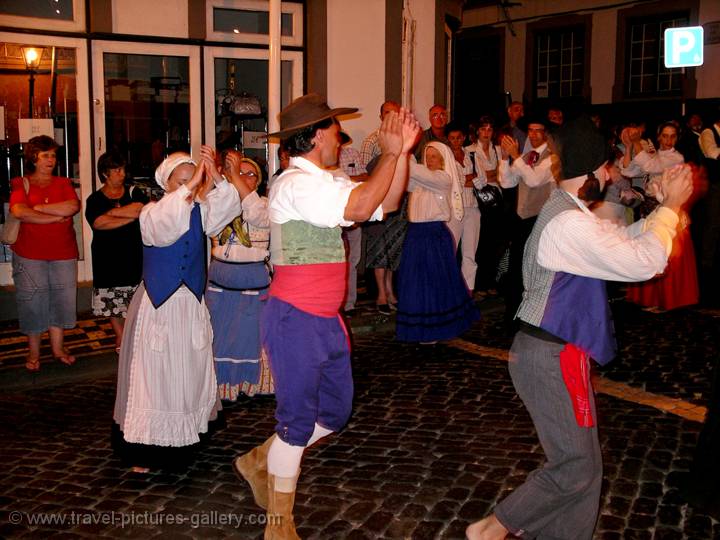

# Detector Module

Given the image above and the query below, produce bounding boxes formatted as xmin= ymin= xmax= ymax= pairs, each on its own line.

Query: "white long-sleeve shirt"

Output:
xmin=625 ymin=148 xmax=684 ymax=181
xmin=498 ymin=143 xmax=554 ymax=189
xmin=211 ymin=191 xmax=270 ymax=263
xmin=538 ymin=191 xmax=679 ymax=283
xmin=140 ymin=180 xmax=240 ymax=247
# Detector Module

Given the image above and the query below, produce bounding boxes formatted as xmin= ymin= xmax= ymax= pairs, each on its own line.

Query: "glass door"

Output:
xmin=203 ymin=47 xmax=302 ymax=176
xmin=91 ymin=41 xmax=201 ymax=197
xmin=0 ymin=32 xmax=92 ymax=284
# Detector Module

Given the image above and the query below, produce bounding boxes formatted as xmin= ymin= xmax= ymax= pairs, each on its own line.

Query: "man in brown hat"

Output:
xmin=233 ymin=93 xmax=419 ymax=539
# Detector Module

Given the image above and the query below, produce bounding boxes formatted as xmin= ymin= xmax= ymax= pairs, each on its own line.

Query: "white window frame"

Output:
xmin=90 ymin=40 xmax=203 ymax=166
xmin=203 ymin=46 xmax=303 ymax=150
xmin=0 ymin=32 xmax=92 ymax=285
xmin=0 ymin=0 xmax=86 ymax=33
xmin=205 ymin=0 xmax=303 ymax=47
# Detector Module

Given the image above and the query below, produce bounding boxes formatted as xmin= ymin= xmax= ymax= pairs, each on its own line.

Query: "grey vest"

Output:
xmin=517 ymin=189 xmax=577 ymax=324
xmin=516 ymin=188 xmax=616 ymax=364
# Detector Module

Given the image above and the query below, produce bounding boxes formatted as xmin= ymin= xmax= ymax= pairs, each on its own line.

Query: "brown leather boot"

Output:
xmin=265 ymin=474 xmax=300 ymax=540
xmin=233 ymin=434 xmax=276 ymax=510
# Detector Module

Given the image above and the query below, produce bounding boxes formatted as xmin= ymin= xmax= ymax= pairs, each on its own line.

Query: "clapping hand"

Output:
xmin=378 ymin=111 xmax=403 ymax=156
xmin=500 ymin=135 xmax=520 ymax=160
xmin=399 ymin=108 xmax=421 ymax=154
xmin=660 ymin=164 xmax=693 ymax=214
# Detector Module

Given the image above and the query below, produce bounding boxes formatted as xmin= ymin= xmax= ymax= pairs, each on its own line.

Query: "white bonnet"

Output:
xmin=154 ymin=152 xmax=197 ymax=190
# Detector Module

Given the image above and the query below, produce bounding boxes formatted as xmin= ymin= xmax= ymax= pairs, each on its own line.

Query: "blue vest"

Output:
xmin=143 ymin=204 xmax=206 ymax=308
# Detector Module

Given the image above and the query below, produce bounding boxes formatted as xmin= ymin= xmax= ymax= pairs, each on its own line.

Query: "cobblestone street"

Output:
xmin=1 ymin=300 xmax=719 ymax=539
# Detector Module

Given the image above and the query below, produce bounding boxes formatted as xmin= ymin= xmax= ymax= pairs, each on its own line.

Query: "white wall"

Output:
xmin=326 ymin=0 xmax=386 ymax=151
xmin=112 ymin=0 xmax=189 ymax=38
xmin=590 ymin=10 xmax=617 ymax=104
xmin=504 ymin=24 xmax=525 ymax=102
xmin=406 ymin=0 xmax=437 ymax=129
xmin=698 ymin=1 xmax=720 ymax=99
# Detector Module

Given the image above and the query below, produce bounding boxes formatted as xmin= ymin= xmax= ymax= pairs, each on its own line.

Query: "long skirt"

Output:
xmin=626 ymin=225 xmax=699 ymax=311
xmin=205 ymin=259 xmax=274 ymax=399
xmin=113 ymin=284 xmax=218 ymax=447
xmin=206 ymin=285 xmax=274 ymax=399
xmin=396 ymin=221 xmax=480 ymax=342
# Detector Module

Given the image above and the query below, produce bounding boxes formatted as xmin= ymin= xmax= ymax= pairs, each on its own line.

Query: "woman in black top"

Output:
xmin=85 ymin=151 xmax=147 ymax=351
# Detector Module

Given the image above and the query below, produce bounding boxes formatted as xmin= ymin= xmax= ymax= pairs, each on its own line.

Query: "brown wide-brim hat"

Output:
xmin=267 ymin=93 xmax=358 ymax=139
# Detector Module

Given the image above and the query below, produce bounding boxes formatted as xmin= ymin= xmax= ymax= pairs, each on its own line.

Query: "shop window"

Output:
xmin=0 ymin=0 xmax=85 ymax=32
xmin=206 ymin=0 xmax=303 ymax=46
xmin=101 ymin=53 xmax=191 ymax=186
xmin=0 ymin=41 xmax=84 ymax=263
xmin=626 ymin=13 xmax=689 ymax=97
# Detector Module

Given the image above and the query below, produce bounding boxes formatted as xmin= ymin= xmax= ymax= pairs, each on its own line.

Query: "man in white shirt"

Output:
xmin=232 ymin=94 xmax=419 ymax=538
xmin=467 ymin=115 xmax=693 ymax=540
xmin=498 ymin=116 xmax=556 ymax=329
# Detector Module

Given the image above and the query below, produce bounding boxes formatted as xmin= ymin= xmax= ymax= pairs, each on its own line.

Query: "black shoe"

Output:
xmin=377 ymin=304 xmax=392 ymax=315
xmin=344 ymin=308 xmax=357 ymax=318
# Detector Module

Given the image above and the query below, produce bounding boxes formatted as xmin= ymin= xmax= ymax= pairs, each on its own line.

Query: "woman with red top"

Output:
xmin=9 ymin=135 xmax=80 ymax=371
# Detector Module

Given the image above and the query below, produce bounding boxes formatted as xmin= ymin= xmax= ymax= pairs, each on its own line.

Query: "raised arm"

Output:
xmin=343 ymin=109 xmax=405 ymax=222
xmin=379 ymin=110 xmax=421 ymax=213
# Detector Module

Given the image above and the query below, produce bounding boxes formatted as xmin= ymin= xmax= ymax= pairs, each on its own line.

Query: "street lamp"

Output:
xmin=21 ymin=46 xmax=44 ymax=118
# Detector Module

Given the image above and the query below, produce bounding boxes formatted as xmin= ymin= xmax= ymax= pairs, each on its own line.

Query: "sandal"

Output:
xmin=25 ymin=356 xmax=41 ymax=372
xmin=53 ymin=348 xmax=76 ymax=366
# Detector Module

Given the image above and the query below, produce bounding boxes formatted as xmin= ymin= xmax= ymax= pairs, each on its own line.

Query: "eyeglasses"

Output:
xmin=431 ymin=112 xmax=448 ymax=119
xmin=241 ymin=171 xmax=258 ymax=178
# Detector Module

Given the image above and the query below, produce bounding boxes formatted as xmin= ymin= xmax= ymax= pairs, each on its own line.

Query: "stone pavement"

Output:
xmin=0 ymin=298 xmax=719 ymax=539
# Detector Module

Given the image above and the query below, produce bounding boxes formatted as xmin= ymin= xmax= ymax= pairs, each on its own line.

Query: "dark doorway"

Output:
xmin=453 ymin=27 xmax=505 ymax=123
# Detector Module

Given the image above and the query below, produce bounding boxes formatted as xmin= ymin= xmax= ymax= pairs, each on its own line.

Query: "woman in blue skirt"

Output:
xmin=206 ymin=154 xmax=274 ymax=399
xmin=396 ymin=141 xmax=480 ymax=342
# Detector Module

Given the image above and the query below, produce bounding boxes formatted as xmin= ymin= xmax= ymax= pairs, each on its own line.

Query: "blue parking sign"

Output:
xmin=664 ymin=26 xmax=704 ymax=68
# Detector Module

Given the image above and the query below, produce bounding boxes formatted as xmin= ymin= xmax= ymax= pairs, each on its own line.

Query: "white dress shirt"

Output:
xmin=140 ymin=180 xmax=241 ymax=247
xmin=269 ymin=156 xmax=382 ymax=229
xmin=498 ymin=142 xmax=554 ymax=189
xmin=538 ymin=190 xmax=680 ymax=282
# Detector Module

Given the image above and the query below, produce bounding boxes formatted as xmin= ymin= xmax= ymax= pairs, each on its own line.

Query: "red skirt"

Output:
xmin=626 ymin=226 xmax=699 ymax=311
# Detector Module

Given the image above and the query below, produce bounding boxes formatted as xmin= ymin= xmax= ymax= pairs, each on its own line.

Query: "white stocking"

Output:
xmin=267 ymin=423 xmax=334 ymax=485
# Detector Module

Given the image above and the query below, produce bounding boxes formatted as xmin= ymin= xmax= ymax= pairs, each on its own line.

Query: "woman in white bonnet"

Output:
xmin=112 ymin=146 xmax=241 ymax=471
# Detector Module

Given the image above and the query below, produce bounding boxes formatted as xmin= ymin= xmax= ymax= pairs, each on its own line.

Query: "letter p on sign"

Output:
xmin=664 ymin=26 xmax=704 ymax=68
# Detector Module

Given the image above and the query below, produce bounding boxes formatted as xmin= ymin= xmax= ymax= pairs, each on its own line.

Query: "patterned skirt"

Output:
xmin=365 ymin=203 xmax=408 ymax=271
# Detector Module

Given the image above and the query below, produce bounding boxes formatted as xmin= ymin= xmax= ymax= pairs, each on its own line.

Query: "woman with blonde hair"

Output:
xmin=396 ymin=141 xmax=479 ymax=343
xmin=206 ymin=154 xmax=274 ymax=400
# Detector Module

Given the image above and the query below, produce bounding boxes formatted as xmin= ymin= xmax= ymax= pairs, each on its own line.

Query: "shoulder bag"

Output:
xmin=1 ymin=177 xmax=30 ymax=245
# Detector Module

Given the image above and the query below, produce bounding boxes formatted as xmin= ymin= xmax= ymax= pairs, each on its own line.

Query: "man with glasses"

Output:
xmin=415 ymin=104 xmax=450 ymax=160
